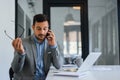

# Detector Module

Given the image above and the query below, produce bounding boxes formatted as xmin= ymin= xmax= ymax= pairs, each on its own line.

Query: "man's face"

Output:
xmin=32 ymin=21 xmax=49 ymax=42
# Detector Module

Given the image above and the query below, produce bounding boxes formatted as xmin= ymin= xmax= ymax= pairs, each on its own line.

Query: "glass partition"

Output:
xmin=88 ymin=0 xmax=119 ymax=65
xmin=50 ymin=7 xmax=81 ymax=57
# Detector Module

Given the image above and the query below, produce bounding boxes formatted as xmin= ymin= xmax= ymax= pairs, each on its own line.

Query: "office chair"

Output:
xmin=9 ymin=67 xmax=14 ymax=80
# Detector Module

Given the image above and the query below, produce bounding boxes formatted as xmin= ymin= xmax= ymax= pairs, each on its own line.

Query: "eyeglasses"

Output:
xmin=4 ymin=30 xmax=14 ymax=40
xmin=4 ymin=24 xmax=25 ymax=40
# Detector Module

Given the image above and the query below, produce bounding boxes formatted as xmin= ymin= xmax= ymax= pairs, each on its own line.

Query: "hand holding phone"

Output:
xmin=46 ymin=30 xmax=50 ymax=37
xmin=46 ymin=30 xmax=56 ymax=46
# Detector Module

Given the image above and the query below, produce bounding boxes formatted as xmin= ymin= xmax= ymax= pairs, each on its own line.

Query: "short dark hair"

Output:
xmin=33 ymin=14 xmax=48 ymax=25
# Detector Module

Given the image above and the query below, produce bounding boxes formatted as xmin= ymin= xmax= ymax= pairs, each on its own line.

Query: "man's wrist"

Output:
xmin=49 ymin=44 xmax=57 ymax=49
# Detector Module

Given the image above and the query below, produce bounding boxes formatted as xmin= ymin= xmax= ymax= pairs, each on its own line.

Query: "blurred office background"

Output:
xmin=0 ymin=0 xmax=119 ymax=80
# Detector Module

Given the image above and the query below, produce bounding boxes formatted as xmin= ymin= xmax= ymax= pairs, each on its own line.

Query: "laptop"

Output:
xmin=53 ymin=52 xmax=101 ymax=77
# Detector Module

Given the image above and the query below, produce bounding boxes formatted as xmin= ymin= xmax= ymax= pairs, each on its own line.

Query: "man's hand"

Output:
xmin=12 ymin=38 xmax=24 ymax=54
xmin=46 ymin=30 xmax=56 ymax=46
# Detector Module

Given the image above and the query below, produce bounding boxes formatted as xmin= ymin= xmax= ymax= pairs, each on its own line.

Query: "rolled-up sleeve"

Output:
xmin=48 ymin=45 xmax=63 ymax=69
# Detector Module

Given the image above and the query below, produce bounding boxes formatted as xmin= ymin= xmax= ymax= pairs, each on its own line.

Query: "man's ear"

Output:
xmin=32 ymin=25 xmax=35 ymax=30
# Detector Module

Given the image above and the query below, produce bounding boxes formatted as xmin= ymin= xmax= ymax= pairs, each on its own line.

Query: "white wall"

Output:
xmin=0 ymin=0 xmax=43 ymax=79
xmin=0 ymin=0 xmax=15 ymax=80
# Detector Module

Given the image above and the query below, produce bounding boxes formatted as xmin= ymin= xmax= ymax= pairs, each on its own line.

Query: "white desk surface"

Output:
xmin=46 ymin=65 xmax=120 ymax=80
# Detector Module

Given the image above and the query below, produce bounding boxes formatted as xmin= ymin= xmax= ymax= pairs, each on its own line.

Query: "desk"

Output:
xmin=46 ymin=65 xmax=120 ymax=80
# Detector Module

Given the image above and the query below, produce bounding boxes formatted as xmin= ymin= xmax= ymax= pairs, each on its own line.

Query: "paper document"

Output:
xmin=53 ymin=72 xmax=79 ymax=77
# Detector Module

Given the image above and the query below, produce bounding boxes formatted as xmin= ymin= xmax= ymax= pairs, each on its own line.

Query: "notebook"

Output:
xmin=53 ymin=52 xmax=102 ymax=77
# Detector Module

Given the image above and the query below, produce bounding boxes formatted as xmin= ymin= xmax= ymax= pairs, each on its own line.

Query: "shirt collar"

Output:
xmin=33 ymin=35 xmax=44 ymax=44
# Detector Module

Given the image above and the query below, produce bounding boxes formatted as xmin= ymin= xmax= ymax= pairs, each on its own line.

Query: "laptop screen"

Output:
xmin=77 ymin=52 xmax=101 ymax=73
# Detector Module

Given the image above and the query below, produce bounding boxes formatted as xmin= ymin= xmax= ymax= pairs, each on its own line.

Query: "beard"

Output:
xmin=36 ymin=34 xmax=46 ymax=42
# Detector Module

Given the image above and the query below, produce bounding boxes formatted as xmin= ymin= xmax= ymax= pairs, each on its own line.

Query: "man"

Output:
xmin=11 ymin=14 xmax=62 ymax=80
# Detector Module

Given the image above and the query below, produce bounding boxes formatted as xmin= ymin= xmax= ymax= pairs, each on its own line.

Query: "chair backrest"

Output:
xmin=9 ymin=67 xmax=14 ymax=80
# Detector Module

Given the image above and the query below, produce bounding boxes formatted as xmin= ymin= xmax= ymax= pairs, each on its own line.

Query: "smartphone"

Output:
xmin=46 ymin=30 xmax=50 ymax=37
xmin=46 ymin=32 xmax=50 ymax=37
